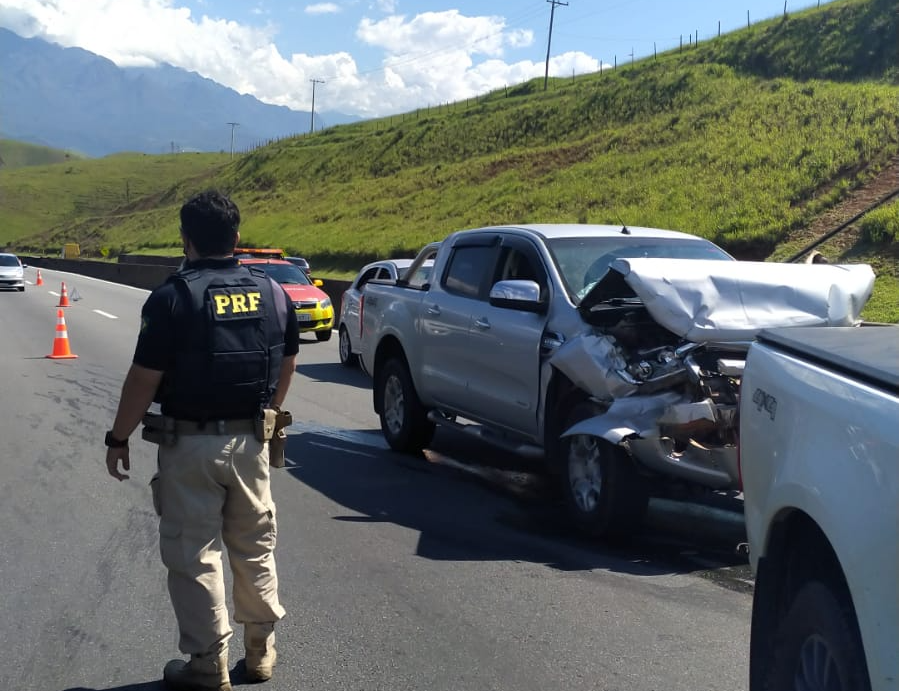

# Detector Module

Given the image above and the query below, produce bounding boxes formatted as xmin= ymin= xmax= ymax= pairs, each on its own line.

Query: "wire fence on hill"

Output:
xmin=226 ymin=1 xmax=845 ymax=156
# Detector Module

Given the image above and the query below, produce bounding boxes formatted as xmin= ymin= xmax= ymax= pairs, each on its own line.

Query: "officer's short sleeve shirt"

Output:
xmin=133 ymin=281 xmax=178 ymax=371
xmin=280 ymin=287 xmax=300 ymax=356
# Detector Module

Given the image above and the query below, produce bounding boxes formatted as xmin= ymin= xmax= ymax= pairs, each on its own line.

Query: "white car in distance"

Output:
xmin=338 ymin=258 xmax=423 ymax=367
xmin=0 ymin=253 xmax=26 ymax=292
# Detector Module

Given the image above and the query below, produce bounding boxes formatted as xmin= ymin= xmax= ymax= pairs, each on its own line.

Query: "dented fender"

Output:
xmin=560 ymin=391 xmax=684 ymax=444
xmin=560 ymin=391 xmax=740 ymax=488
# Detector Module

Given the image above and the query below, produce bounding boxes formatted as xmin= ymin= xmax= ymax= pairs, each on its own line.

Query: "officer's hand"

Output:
xmin=106 ymin=446 xmax=131 ymax=481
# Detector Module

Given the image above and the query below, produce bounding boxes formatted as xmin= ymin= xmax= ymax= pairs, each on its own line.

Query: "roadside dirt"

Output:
xmin=776 ymin=154 xmax=899 ymax=261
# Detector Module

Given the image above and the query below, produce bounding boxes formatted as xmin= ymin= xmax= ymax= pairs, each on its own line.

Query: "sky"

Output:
xmin=0 ymin=0 xmax=833 ymax=123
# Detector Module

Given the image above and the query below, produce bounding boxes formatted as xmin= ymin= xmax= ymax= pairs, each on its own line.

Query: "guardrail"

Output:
xmin=23 ymin=255 xmax=352 ymax=313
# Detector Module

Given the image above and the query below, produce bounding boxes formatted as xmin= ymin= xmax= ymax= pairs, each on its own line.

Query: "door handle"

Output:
xmin=427 ymin=304 xmax=441 ymax=315
xmin=474 ymin=318 xmax=491 ymax=329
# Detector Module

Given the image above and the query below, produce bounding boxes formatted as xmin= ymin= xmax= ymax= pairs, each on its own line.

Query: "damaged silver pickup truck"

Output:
xmin=359 ymin=224 xmax=875 ymax=538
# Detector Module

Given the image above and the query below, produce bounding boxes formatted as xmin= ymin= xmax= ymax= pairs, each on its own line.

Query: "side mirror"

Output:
xmin=489 ymin=279 xmax=546 ymax=313
xmin=313 ymin=278 xmax=324 ymax=287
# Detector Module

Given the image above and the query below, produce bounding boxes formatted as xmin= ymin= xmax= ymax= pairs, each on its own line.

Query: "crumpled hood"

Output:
xmin=580 ymin=258 xmax=875 ymax=342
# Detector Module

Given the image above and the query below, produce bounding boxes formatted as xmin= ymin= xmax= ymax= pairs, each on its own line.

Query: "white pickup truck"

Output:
xmin=741 ymin=325 xmax=899 ymax=691
xmin=360 ymin=223 xmax=875 ymax=537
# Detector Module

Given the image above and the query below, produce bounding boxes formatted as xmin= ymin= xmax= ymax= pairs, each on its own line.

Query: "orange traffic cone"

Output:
xmin=58 ymin=281 xmax=71 ymax=307
xmin=36 ymin=269 xmax=44 ymax=286
xmin=46 ymin=309 xmax=78 ymax=359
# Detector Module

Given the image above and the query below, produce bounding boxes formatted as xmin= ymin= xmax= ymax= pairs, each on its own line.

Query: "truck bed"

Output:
xmin=757 ymin=326 xmax=899 ymax=395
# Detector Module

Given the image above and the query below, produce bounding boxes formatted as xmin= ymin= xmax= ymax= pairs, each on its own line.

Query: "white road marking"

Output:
xmin=35 ymin=271 xmax=149 ymax=293
xmin=308 ymin=440 xmax=376 ymax=457
xmin=93 ymin=310 xmax=119 ymax=319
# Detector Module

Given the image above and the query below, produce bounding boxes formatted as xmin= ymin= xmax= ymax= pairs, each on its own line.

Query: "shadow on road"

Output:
xmin=63 ymin=661 xmax=259 ymax=690
xmin=295 ymin=360 xmax=371 ymax=390
xmin=281 ymin=426 xmax=750 ymax=586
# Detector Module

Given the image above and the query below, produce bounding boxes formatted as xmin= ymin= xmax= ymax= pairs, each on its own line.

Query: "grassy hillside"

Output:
xmin=687 ymin=0 xmax=897 ymax=82
xmin=1 ymin=0 xmax=897 ymax=320
xmin=0 ymin=152 xmax=230 ymax=246
xmin=0 ymin=139 xmax=86 ymax=169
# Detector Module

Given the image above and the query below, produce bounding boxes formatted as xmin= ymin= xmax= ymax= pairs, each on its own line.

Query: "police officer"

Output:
xmin=105 ymin=190 xmax=299 ymax=691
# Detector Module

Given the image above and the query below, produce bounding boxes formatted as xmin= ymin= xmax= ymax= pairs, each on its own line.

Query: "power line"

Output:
xmin=226 ymin=122 xmax=239 ymax=158
xmin=309 ymin=79 xmax=324 ymax=133
xmin=544 ymin=0 xmax=569 ymax=92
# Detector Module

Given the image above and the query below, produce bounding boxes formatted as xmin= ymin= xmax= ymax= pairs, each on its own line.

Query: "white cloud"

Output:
xmin=372 ymin=0 xmax=396 ymax=13
xmin=0 ymin=0 xmax=595 ymax=119
xmin=357 ymin=11 xmax=529 ymax=59
xmin=305 ymin=3 xmax=339 ymax=15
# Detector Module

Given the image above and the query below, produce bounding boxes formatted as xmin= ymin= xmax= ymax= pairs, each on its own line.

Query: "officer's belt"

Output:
xmin=170 ymin=418 xmax=257 ymax=435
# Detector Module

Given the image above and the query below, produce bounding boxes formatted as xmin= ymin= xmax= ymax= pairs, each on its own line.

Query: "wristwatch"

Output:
xmin=104 ymin=430 xmax=129 ymax=448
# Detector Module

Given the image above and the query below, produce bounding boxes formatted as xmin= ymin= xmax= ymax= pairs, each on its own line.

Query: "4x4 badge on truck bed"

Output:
xmin=752 ymin=388 xmax=777 ymax=420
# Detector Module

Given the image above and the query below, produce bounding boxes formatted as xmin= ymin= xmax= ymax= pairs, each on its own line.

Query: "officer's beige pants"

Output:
xmin=157 ymin=433 xmax=286 ymax=656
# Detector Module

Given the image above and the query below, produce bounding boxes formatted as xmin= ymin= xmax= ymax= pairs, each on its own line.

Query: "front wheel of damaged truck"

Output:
xmin=560 ymin=422 xmax=649 ymax=539
xmin=376 ymin=357 xmax=435 ymax=454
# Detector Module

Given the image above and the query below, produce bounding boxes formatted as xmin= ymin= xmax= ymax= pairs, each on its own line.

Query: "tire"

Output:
xmin=338 ymin=325 xmax=358 ymax=367
xmin=315 ymin=328 xmax=332 ymax=342
xmin=764 ymin=579 xmax=871 ymax=691
xmin=375 ymin=357 xmax=435 ymax=453
xmin=558 ymin=402 xmax=649 ymax=538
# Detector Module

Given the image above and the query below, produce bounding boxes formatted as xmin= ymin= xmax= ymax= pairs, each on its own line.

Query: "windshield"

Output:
xmin=0 ymin=255 xmax=20 ymax=267
xmin=547 ymin=236 xmax=733 ymax=302
xmin=257 ymin=262 xmax=312 ymax=285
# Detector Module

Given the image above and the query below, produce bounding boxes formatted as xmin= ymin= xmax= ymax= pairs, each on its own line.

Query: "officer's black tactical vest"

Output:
xmin=158 ymin=264 xmax=286 ymax=421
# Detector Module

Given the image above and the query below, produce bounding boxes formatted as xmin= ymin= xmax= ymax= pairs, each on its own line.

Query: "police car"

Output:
xmin=237 ymin=257 xmax=334 ymax=341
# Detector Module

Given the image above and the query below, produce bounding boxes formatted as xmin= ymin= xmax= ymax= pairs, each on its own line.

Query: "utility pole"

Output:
xmin=226 ymin=122 xmax=239 ymax=159
xmin=543 ymin=0 xmax=568 ymax=92
xmin=309 ymin=79 xmax=325 ymax=133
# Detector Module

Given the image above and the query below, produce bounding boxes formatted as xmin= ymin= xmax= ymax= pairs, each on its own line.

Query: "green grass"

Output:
xmin=11 ymin=66 xmax=895 ymax=266
xmin=860 ymin=200 xmax=899 ymax=243
xmin=0 ymin=152 xmax=230 ymax=249
xmin=862 ymin=272 xmax=899 ymax=323
xmin=685 ymin=0 xmax=897 ymax=82
xmin=0 ymin=139 xmax=86 ymax=169
xmin=1 ymin=0 xmax=898 ymax=321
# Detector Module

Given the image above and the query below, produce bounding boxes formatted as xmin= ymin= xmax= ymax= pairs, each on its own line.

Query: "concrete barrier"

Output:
xmin=23 ymin=255 xmax=353 ymax=314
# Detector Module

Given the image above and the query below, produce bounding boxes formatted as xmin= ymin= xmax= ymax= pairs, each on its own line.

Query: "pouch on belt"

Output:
xmin=142 ymin=412 xmax=177 ymax=446
xmin=268 ymin=408 xmax=293 ymax=468
xmin=255 ymin=408 xmax=278 ymax=443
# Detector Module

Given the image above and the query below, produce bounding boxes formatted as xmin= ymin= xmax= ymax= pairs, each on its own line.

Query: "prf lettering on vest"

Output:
xmin=213 ymin=291 xmax=262 ymax=316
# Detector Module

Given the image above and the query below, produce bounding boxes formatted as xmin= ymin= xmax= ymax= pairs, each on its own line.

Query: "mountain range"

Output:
xmin=0 ymin=28 xmax=359 ymax=157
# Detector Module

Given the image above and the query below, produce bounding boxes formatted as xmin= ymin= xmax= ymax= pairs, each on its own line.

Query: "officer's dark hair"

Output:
xmin=180 ymin=190 xmax=240 ymax=257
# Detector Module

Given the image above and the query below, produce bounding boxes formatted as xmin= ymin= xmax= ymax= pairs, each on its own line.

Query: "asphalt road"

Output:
xmin=0 ymin=267 xmax=752 ymax=691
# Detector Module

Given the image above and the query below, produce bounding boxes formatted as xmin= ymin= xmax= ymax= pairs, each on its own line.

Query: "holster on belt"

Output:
xmin=255 ymin=408 xmax=278 ymax=443
xmin=267 ymin=407 xmax=293 ymax=468
xmin=142 ymin=412 xmax=177 ymax=447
